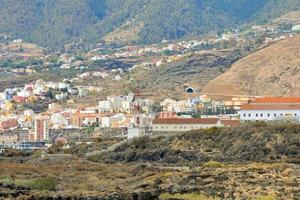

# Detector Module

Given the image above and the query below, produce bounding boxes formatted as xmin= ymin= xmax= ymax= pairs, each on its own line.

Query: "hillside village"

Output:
xmin=0 ymin=5 xmax=300 ymax=200
xmin=0 ymin=19 xmax=300 ymax=150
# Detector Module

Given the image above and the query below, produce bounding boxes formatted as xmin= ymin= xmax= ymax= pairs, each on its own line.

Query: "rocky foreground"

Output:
xmin=0 ymin=123 xmax=300 ymax=199
xmin=0 ymin=161 xmax=299 ymax=200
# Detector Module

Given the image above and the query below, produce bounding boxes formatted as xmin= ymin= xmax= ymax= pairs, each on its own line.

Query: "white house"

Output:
xmin=99 ymin=100 xmax=112 ymax=112
xmin=51 ymin=113 xmax=69 ymax=128
xmin=127 ymin=127 xmax=146 ymax=139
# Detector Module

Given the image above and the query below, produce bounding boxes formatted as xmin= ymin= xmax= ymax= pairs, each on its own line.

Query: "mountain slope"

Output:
xmin=203 ymin=35 xmax=300 ymax=96
xmin=253 ymin=0 xmax=300 ymax=23
xmin=0 ymin=0 xmax=299 ymax=49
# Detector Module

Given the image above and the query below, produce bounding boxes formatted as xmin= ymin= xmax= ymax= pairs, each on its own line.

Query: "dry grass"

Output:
xmin=204 ymin=35 xmax=300 ymax=96
xmin=159 ymin=193 xmax=220 ymax=200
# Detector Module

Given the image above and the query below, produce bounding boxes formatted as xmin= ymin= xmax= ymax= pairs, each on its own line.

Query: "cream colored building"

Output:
xmin=152 ymin=118 xmax=223 ymax=132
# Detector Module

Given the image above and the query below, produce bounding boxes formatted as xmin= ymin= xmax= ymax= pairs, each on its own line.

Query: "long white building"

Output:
xmin=240 ymin=97 xmax=300 ymax=122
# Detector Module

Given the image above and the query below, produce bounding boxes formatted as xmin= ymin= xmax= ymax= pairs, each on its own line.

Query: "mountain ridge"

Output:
xmin=0 ymin=0 xmax=300 ymax=49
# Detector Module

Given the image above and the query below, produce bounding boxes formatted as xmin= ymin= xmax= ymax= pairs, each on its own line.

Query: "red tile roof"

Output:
xmin=241 ymin=104 xmax=300 ymax=110
xmin=220 ymin=120 xmax=240 ymax=127
xmin=254 ymin=97 xmax=300 ymax=104
xmin=152 ymin=118 xmax=219 ymax=125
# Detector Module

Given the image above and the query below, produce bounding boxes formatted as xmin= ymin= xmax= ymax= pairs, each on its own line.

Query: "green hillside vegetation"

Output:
xmin=0 ymin=0 xmax=299 ymax=49
xmin=89 ymin=122 xmax=300 ymax=164
xmin=253 ymin=0 xmax=300 ymax=23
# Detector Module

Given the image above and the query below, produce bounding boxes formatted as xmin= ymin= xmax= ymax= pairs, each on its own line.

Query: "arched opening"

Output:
xmin=186 ymin=87 xmax=194 ymax=93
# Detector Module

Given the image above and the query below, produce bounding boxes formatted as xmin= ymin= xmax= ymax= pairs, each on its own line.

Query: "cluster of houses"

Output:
xmin=87 ymin=23 xmax=300 ymax=66
xmin=1 ymin=80 xmax=300 ymax=151
xmin=0 ymin=79 xmax=102 ymax=112
xmin=0 ymin=93 xmax=155 ymax=148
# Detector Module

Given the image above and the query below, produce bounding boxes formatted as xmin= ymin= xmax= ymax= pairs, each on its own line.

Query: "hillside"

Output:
xmin=253 ymin=0 xmax=300 ymax=23
xmin=89 ymin=122 xmax=300 ymax=164
xmin=0 ymin=0 xmax=299 ymax=49
xmin=69 ymin=49 xmax=244 ymax=103
xmin=203 ymin=35 xmax=300 ymax=97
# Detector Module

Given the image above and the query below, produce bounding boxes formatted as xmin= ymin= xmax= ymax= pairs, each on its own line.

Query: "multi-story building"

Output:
xmin=240 ymin=97 xmax=300 ymax=122
xmin=71 ymin=108 xmax=102 ymax=128
xmin=34 ymin=116 xmax=50 ymax=141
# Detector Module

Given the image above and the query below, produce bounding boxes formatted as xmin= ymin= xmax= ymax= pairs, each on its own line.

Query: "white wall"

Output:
xmin=127 ymin=128 xmax=146 ymax=139
xmin=101 ymin=117 xmax=110 ymax=127
xmin=240 ymin=109 xmax=300 ymax=121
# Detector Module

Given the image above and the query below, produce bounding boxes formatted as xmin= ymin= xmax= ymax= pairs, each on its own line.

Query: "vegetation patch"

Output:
xmin=202 ymin=161 xmax=225 ymax=168
xmin=0 ymin=176 xmax=14 ymax=187
xmin=15 ymin=177 xmax=57 ymax=191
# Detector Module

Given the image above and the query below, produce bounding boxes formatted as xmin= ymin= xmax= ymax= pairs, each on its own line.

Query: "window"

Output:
xmin=295 ymin=113 xmax=297 ymax=116
xmin=274 ymin=113 xmax=277 ymax=117
xmin=268 ymin=113 xmax=270 ymax=117
xmin=243 ymin=114 xmax=246 ymax=117
xmin=248 ymin=113 xmax=251 ymax=117
xmin=260 ymin=113 xmax=263 ymax=117
xmin=256 ymin=113 xmax=258 ymax=117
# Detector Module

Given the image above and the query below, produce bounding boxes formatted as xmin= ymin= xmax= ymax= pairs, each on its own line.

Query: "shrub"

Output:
xmin=203 ymin=161 xmax=224 ymax=168
xmin=0 ymin=176 xmax=14 ymax=187
xmin=3 ymin=148 xmax=24 ymax=157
